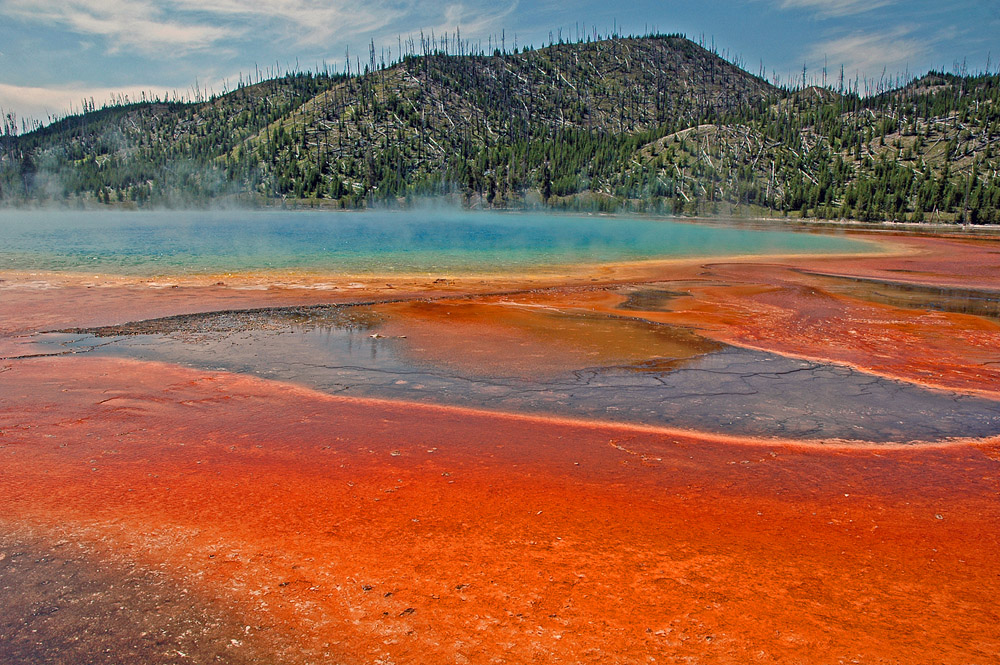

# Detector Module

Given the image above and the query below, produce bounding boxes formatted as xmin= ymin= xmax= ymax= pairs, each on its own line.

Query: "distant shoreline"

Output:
xmin=3 ymin=202 xmax=1000 ymax=237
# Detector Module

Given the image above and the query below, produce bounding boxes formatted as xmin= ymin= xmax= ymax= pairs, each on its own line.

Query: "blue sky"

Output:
xmin=1 ymin=0 xmax=997 ymax=124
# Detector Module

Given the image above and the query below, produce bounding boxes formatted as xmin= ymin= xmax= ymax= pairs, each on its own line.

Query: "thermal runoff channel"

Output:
xmin=1 ymin=210 xmax=999 ymax=665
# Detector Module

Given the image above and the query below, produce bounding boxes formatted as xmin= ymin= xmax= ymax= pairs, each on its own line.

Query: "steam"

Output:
xmin=0 ymin=207 xmax=871 ymax=279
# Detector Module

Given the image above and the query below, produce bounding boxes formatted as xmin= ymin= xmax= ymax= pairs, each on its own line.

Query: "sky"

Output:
xmin=1 ymin=0 xmax=997 ymax=125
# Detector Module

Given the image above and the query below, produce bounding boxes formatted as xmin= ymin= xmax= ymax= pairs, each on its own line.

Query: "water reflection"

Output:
xmin=43 ymin=296 xmax=1000 ymax=444
xmin=616 ymin=287 xmax=686 ymax=312
xmin=810 ymin=273 xmax=1000 ymax=321
xmin=374 ymin=300 xmax=723 ymax=379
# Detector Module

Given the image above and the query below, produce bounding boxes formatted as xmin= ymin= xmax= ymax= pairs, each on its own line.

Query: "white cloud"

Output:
xmin=0 ymin=0 xmax=417 ymax=55
xmin=778 ymin=0 xmax=897 ymax=17
xmin=0 ymin=0 xmax=235 ymax=54
xmin=0 ymin=0 xmax=526 ymax=63
xmin=168 ymin=0 xmax=408 ymax=46
xmin=808 ymin=28 xmax=924 ymax=80
xmin=430 ymin=1 xmax=520 ymax=37
xmin=0 ymin=81 xmax=197 ymax=122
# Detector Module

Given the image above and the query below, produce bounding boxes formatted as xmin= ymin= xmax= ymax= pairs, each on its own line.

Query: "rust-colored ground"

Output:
xmin=3 ymin=230 xmax=1000 ymax=664
xmin=662 ymin=234 xmax=1000 ymax=396
xmin=3 ymin=357 xmax=999 ymax=664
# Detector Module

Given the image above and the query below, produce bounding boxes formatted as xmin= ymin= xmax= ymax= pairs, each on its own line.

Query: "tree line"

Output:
xmin=1 ymin=34 xmax=998 ymax=223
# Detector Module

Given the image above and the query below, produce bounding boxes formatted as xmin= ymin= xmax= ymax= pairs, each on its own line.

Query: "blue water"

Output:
xmin=0 ymin=209 xmax=870 ymax=275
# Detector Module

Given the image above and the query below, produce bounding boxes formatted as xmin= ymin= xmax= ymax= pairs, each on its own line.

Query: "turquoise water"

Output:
xmin=0 ymin=209 xmax=870 ymax=275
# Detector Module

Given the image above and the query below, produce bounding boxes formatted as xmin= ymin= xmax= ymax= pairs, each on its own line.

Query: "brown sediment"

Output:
xmin=4 ymin=228 xmax=1000 ymax=663
xmin=375 ymin=298 xmax=722 ymax=378
xmin=2 ymin=356 xmax=999 ymax=664
xmin=0 ymin=527 xmax=286 ymax=665
xmin=0 ymin=276 xmax=419 ymax=338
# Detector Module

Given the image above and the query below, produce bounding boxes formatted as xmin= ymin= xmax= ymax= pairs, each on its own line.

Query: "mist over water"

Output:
xmin=0 ymin=209 xmax=870 ymax=275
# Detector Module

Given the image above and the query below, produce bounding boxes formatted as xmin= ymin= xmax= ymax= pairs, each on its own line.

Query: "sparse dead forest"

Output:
xmin=2 ymin=34 xmax=998 ymax=223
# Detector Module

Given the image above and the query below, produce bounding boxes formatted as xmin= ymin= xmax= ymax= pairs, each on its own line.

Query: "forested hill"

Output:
xmin=2 ymin=34 xmax=999 ymax=223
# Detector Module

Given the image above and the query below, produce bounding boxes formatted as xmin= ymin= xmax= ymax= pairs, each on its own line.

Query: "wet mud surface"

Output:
xmin=4 ymin=229 xmax=1000 ymax=663
xmin=39 ymin=298 xmax=1000 ymax=443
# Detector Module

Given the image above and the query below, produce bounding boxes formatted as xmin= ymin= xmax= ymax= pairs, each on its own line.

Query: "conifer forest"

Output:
xmin=2 ymin=34 xmax=999 ymax=223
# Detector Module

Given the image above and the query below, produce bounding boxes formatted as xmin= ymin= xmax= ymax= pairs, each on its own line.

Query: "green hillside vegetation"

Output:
xmin=2 ymin=33 xmax=999 ymax=223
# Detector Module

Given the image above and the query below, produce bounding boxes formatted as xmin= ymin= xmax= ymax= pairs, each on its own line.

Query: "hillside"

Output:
xmin=1 ymin=34 xmax=999 ymax=222
xmin=628 ymin=71 xmax=1000 ymax=222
